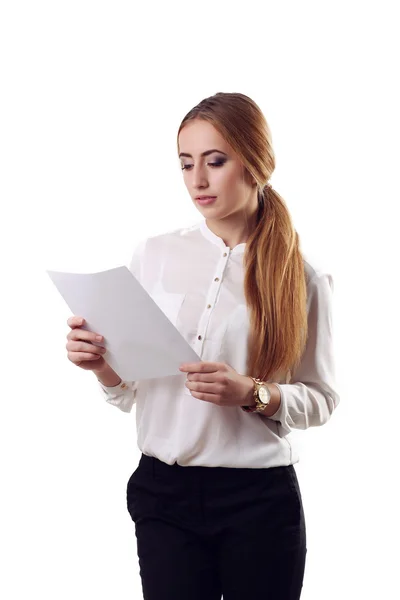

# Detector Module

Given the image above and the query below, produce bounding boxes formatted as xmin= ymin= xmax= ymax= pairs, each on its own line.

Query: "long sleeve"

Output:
xmin=98 ymin=379 xmax=139 ymax=412
xmin=268 ymin=271 xmax=340 ymax=435
xmin=96 ymin=237 xmax=147 ymax=412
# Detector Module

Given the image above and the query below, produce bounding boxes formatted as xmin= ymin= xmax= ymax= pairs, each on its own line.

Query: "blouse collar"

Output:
xmin=199 ymin=220 xmax=246 ymax=254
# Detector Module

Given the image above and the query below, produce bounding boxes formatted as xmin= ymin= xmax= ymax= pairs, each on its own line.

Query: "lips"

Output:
xmin=195 ymin=196 xmax=217 ymax=205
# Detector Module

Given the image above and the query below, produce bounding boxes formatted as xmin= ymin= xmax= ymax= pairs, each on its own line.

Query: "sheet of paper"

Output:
xmin=46 ymin=266 xmax=201 ymax=381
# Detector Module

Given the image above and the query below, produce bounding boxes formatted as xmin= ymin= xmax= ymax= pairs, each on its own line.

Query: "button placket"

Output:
xmin=194 ymin=248 xmax=230 ymax=352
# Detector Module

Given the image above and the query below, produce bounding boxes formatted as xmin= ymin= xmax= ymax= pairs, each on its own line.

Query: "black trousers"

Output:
xmin=126 ymin=453 xmax=307 ymax=600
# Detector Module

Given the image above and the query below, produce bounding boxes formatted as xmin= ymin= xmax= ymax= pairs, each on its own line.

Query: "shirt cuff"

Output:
xmin=266 ymin=383 xmax=288 ymax=424
xmin=98 ymin=379 xmax=130 ymax=395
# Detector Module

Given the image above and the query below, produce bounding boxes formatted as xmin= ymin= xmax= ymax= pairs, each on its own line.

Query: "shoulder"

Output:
xmin=302 ymin=252 xmax=335 ymax=292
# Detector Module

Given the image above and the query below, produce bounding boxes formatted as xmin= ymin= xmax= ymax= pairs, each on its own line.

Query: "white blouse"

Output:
xmin=97 ymin=219 xmax=340 ymax=468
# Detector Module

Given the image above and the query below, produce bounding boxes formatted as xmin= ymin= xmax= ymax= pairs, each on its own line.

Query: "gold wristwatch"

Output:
xmin=241 ymin=377 xmax=272 ymax=413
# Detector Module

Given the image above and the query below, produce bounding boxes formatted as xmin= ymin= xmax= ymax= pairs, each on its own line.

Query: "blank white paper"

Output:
xmin=46 ymin=266 xmax=201 ymax=381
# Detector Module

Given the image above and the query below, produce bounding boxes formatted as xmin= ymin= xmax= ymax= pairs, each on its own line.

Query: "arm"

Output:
xmin=95 ymin=363 xmax=138 ymax=413
xmin=242 ymin=379 xmax=282 ymax=417
xmin=262 ymin=271 xmax=340 ymax=435
xmin=94 ymin=362 xmax=121 ymax=387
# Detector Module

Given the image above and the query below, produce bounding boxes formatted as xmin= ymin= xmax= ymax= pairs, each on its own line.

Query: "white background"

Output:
xmin=1 ymin=1 xmax=399 ymax=598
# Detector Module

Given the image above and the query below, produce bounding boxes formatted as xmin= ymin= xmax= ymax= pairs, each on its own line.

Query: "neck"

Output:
xmin=206 ymin=204 xmax=260 ymax=250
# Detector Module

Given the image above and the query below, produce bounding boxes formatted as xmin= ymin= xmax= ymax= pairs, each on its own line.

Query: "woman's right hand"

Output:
xmin=66 ymin=316 xmax=108 ymax=371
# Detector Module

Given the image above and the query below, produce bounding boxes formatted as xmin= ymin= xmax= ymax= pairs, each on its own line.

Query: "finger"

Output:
xmin=179 ymin=361 xmax=220 ymax=373
xmin=67 ymin=316 xmax=85 ymax=328
xmin=67 ymin=328 xmax=103 ymax=343
xmin=67 ymin=351 xmax=103 ymax=363
xmin=187 ymin=372 xmax=218 ymax=383
xmin=66 ymin=340 xmax=107 ymax=354
xmin=185 ymin=381 xmax=223 ymax=395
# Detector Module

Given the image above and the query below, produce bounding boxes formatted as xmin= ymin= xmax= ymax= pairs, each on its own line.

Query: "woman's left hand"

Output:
xmin=179 ymin=361 xmax=254 ymax=407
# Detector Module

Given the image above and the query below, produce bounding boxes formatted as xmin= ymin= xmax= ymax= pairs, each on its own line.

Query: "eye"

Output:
xmin=181 ymin=160 xmax=226 ymax=171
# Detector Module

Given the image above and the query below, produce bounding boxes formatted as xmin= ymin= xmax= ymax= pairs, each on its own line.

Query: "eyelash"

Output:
xmin=181 ymin=160 xmax=226 ymax=171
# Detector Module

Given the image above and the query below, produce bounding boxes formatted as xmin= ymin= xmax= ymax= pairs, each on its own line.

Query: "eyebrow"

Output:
xmin=178 ymin=149 xmax=228 ymax=159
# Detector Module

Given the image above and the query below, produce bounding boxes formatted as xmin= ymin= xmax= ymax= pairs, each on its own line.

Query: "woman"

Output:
xmin=66 ymin=92 xmax=340 ymax=600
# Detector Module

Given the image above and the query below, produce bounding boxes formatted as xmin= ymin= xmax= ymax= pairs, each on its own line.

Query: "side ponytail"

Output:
xmin=243 ymin=184 xmax=308 ymax=382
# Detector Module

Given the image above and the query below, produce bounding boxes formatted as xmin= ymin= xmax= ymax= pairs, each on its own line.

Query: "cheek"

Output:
xmin=216 ymin=167 xmax=244 ymax=193
xmin=213 ymin=167 xmax=237 ymax=188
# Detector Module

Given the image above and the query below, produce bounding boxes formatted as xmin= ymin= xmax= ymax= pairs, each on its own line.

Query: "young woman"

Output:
xmin=66 ymin=92 xmax=340 ymax=600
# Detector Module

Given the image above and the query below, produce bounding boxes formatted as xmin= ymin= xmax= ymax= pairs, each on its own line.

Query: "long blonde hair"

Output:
xmin=177 ymin=92 xmax=308 ymax=382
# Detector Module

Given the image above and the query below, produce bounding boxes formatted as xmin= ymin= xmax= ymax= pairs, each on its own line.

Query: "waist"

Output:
xmin=138 ymin=452 xmax=296 ymax=486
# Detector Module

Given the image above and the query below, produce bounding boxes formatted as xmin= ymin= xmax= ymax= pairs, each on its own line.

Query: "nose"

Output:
xmin=192 ymin=163 xmax=209 ymax=190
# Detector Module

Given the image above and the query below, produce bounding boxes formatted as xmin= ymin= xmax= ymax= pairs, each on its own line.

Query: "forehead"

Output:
xmin=178 ymin=119 xmax=229 ymax=154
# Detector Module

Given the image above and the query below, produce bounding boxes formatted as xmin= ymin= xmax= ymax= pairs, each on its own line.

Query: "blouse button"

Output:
xmin=214 ymin=277 xmax=220 ymax=282
xmin=223 ymin=252 xmax=227 ymax=257
xmin=121 ymin=383 xmax=127 ymax=389
xmin=198 ymin=335 xmax=202 ymax=340
xmin=207 ymin=304 xmax=211 ymax=309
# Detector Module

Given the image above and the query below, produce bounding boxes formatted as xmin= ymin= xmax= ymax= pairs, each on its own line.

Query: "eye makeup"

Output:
xmin=181 ymin=159 xmax=227 ymax=170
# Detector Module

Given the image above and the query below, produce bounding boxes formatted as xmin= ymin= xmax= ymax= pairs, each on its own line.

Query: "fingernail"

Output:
xmin=96 ymin=335 xmax=103 ymax=341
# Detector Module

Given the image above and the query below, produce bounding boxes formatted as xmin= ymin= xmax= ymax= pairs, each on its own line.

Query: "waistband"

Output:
xmin=137 ymin=452 xmax=293 ymax=485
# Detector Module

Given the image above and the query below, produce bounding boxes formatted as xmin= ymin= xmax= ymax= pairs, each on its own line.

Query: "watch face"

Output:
xmin=258 ymin=385 xmax=270 ymax=404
